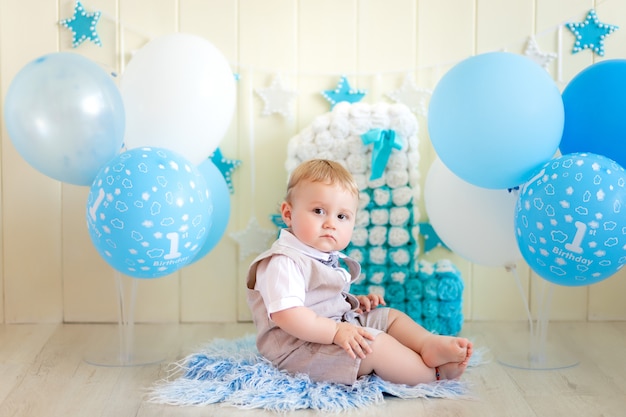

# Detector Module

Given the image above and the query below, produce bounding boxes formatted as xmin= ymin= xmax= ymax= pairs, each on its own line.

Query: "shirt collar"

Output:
xmin=279 ymin=229 xmax=342 ymax=263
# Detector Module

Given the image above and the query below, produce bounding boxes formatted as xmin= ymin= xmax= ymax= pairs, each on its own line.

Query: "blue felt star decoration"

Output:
xmin=210 ymin=148 xmax=242 ymax=194
xmin=419 ymin=222 xmax=449 ymax=254
xmin=565 ymin=9 xmax=618 ymax=57
xmin=59 ymin=1 xmax=102 ymax=48
xmin=321 ymin=76 xmax=366 ymax=109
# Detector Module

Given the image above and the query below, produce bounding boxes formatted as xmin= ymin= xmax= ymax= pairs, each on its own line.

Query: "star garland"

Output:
xmin=418 ymin=222 xmax=449 ymax=254
xmin=321 ymin=75 xmax=366 ymax=109
xmin=210 ymin=148 xmax=242 ymax=194
xmin=524 ymin=36 xmax=557 ymax=70
xmin=269 ymin=213 xmax=287 ymax=238
xmin=230 ymin=217 xmax=276 ymax=261
xmin=386 ymin=74 xmax=431 ymax=116
xmin=255 ymin=74 xmax=298 ymax=119
xmin=565 ymin=9 xmax=618 ymax=57
xmin=270 ymin=213 xmax=287 ymax=229
xmin=59 ymin=1 xmax=102 ymax=48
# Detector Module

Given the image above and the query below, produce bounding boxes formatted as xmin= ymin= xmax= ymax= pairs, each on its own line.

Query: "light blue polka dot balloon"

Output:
xmin=86 ymin=147 xmax=212 ymax=278
xmin=515 ymin=153 xmax=626 ymax=286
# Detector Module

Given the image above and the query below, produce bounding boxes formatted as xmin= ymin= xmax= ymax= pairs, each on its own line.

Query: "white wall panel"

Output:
xmin=1 ymin=0 xmax=63 ymax=323
xmin=1 ymin=0 xmax=625 ymax=323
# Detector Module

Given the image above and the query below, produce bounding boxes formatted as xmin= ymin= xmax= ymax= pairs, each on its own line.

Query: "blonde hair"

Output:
xmin=285 ymin=159 xmax=359 ymax=203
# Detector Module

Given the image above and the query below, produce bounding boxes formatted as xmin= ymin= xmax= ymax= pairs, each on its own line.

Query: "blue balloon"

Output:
xmin=189 ymin=159 xmax=231 ymax=263
xmin=86 ymin=147 xmax=212 ymax=279
xmin=561 ymin=59 xmax=626 ymax=168
xmin=428 ymin=52 xmax=564 ymax=189
xmin=515 ymin=153 xmax=626 ymax=286
xmin=4 ymin=52 xmax=125 ymax=186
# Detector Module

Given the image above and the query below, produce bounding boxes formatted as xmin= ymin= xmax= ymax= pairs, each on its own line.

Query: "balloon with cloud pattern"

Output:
xmin=86 ymin=147 xmax=212 ymax=279
xmin=515 ymin=153 xmax=626 ymax=286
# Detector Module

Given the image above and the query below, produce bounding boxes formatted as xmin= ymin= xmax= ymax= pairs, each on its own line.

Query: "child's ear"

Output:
xmin=280 ymin=201 xmax=292 ymax=226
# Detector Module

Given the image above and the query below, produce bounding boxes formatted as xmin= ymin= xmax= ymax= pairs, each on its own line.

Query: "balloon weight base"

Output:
xmin=502 ymin=267 xmax=579 ymax=371
xmin=498 ymin=343 xmax=578 ymax=370
xmin=84 ymin=324 xmax=166 ymax=367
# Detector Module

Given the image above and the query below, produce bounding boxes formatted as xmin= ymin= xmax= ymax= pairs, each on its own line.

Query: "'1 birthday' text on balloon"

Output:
xmin=515 ymin=153 xmax=626 ymax=286
xmin=86 ymin=147 xmax=213 ymax=279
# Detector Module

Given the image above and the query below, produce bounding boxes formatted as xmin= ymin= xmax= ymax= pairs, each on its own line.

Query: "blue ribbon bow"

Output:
xmin=360 ymin=128 xmax=404 ymax=180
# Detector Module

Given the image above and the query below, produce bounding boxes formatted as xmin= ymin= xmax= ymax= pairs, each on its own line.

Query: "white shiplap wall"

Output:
xmin=1 ymin=0 xmax=626 ymax=324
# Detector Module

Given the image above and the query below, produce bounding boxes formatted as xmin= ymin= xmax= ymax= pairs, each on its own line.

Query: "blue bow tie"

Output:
xmin=319 ymin=253 xmax=339 ymax=268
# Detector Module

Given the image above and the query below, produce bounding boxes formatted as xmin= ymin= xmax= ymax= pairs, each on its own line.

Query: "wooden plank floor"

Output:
xmin=1 ymin=321 xmax=625 ymax=416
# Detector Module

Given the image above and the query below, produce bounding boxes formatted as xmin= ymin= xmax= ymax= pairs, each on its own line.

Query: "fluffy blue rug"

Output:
xmin=148 ymin=334 xmax=485 ymax=412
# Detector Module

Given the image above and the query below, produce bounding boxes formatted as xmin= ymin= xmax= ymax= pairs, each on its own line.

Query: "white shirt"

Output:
xmin=255 ymin=230 xmax=350 ymax=315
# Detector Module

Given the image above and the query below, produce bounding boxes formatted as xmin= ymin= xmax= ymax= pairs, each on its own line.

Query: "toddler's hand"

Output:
xmin=355 ymin=293 xmax=386 ymax=313
xmin=332 ymin=322 xmax=375 ymax=359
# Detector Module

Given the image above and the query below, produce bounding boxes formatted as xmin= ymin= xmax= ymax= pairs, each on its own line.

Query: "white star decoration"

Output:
xmin=255 ymin=74 xmax=298 ymax=119
xmin=524 ymin=36 xmax=557 ymax=70
xmin=386 ymin=74 xmax=432 ymax=116
xmin=230 ymin=216 xmax=276 ymax=261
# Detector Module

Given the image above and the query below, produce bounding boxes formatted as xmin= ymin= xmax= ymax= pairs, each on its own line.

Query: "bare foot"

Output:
xmin=437 ymin=359 xmax=468 ymax=381
xmin=461 ymin=341 xmax=473 ymax=366
xmin=421 ymin=335 xmax=472 ymax=368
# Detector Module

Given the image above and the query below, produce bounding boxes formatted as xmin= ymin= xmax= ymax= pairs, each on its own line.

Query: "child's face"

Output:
xmin=281 ymin=180 xmax=358 ymax=253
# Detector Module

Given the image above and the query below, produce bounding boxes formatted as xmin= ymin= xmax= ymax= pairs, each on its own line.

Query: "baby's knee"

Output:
xmin=370 ymin=331 xmax=399 ymax=351
xmin=386 ymin=307 xmax=410 ymax=323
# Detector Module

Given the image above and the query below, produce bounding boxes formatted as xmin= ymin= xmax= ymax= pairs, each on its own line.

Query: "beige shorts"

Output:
xmin=273 ymin=307 xmax=390 ymax=385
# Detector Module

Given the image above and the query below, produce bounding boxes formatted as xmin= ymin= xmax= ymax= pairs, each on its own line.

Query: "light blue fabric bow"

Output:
xmin=360 ymin=128 xmax=404 ymax=180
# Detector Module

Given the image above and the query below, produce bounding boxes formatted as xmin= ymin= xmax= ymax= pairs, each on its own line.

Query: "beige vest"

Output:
xmin=246 ymin=240 xmax=361 ymax=364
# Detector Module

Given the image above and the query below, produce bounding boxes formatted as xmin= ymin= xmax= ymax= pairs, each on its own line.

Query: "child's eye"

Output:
xmin=338 ymin=213 xmax=348 ymax=220
xmin=313 ymin=208 xmax=325 ymax=215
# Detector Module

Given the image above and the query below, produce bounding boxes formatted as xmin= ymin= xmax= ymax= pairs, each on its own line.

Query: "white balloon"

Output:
xmin=424 ymin=158 xmax=521 ymax=267
xmin=120 ymin=33 xmax=235 ymax=164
